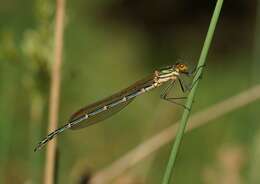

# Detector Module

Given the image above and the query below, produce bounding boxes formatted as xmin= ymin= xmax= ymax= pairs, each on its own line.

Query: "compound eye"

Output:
xmin=179 ymin=64 xmax=184 ymax=69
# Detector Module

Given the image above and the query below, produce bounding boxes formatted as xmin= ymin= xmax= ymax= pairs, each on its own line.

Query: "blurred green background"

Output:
xmin=0 ymin=0 xmax=259 ymax=183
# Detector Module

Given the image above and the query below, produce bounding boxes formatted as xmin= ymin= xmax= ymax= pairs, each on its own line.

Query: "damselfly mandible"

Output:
xmin=34 ymin=63 xmax=199 ymax=152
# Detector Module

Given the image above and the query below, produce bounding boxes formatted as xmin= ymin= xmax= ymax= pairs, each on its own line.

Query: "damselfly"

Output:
xmin=34 ymin=63 xmax=200 ymax=152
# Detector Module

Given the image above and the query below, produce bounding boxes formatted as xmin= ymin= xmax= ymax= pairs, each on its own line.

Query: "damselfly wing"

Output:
xmin=69 ymin=74 xmax=155 ymax=129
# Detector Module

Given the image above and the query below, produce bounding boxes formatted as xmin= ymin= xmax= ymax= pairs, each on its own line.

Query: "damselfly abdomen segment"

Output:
xmin=34 ymin=63 xmax=194 ymax=152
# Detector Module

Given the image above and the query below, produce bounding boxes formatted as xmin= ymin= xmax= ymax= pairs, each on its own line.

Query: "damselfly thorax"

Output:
xmin=34 ymin=63 xmax=194 ymax=152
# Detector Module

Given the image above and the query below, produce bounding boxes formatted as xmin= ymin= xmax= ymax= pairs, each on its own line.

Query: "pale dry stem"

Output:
xmin=44 ymin=0 xmax=65 ymax=184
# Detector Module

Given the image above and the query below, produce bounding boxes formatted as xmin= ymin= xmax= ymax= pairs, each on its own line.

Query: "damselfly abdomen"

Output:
xmin=34 ymin=63 xmax=192 ymax=151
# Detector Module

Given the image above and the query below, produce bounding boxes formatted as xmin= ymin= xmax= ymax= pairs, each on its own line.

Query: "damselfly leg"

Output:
xmin=182 ymin=64 xmax=205 ymax=91
xmin=160 ymin=80 xmax=190 ymax=110
xmin=188 ymin=64 xmax=206 ymax=76
xmin=160 ymin=64 xmax=205 ymax=110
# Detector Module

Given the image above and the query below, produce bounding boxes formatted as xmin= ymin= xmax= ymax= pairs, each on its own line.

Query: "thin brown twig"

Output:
xmin=44 ymin=0 xmax=65 ymax=184
xmin=90 ymin=84 xmax=260 ymax=184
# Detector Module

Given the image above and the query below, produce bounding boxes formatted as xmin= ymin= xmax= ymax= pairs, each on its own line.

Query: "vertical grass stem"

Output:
xmin=162 ymin=0 xmax=224 ymax=183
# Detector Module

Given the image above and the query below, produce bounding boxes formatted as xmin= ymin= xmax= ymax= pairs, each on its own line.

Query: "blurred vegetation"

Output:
xmin=0 ymin=0 xmax=259 ymax=184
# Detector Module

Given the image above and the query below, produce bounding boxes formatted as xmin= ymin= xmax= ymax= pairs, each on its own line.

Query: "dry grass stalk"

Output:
xmin=44 ymin=0 xmax=65 ymax=183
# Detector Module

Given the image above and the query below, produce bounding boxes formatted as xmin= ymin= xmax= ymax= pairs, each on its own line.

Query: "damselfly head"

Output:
xmin=175 ymin=63 xmax=188 ymax=74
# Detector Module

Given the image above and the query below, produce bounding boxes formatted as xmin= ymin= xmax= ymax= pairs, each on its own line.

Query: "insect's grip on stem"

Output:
xmin=188 ymin=64 xmax=206 ymax=76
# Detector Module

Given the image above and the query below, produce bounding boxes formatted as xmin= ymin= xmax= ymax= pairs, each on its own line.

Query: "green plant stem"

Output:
xmin=162 ymin=0 xmax=224 ymax=183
